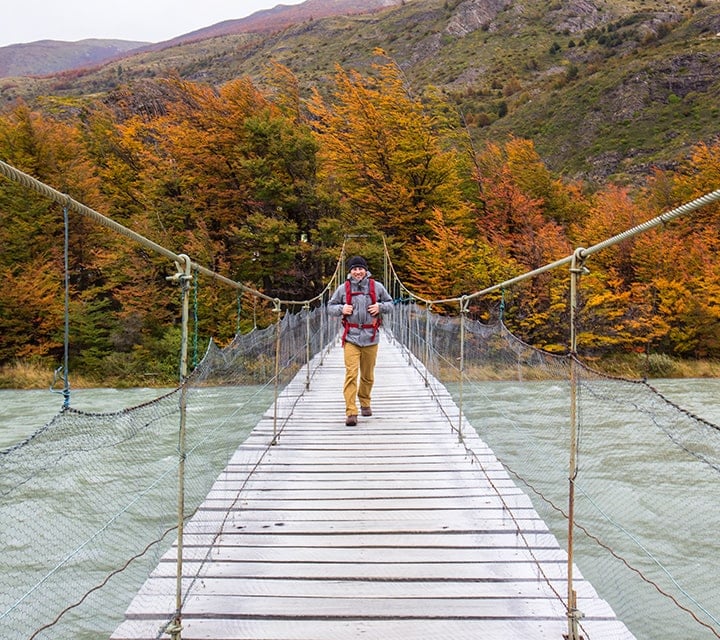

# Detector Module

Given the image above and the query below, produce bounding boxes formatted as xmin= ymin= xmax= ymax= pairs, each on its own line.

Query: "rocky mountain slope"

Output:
xmin=0 ymin=0 xmax=401 ymax=78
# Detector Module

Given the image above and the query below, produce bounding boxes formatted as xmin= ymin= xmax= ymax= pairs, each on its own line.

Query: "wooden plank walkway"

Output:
xmin=112 ymin=334 xmax=636 ymax=640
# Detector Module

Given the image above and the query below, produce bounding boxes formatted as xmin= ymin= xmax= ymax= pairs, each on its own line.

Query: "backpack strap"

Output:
xmin=368 ymin=278 xmax=381 ymax=340
xmin=341 ymin=278 xmax=381 ymax=345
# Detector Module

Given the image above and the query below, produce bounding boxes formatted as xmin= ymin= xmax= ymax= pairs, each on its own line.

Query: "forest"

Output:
xmin=1 ymin=54 xmax=719 ymax=385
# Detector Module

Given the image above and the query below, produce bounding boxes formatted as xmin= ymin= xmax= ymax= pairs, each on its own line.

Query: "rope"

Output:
xmin=0 ymin=158 xmax=341 ymax=309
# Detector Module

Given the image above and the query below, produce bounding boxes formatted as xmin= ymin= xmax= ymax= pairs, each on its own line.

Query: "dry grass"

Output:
xmin=2 ymin=353 xmax=719 ymax=390
xmin=0 ymin=360 xmax=96 ymax=390
xmin=584 ymin=353 xmax=720 ymax=379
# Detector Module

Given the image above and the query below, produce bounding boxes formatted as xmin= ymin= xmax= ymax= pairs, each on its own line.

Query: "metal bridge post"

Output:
xmin=272 ymin=299 xmax=283 ymax=446
xmin=305 ymin=303 xmax=312 ymax=390
xmin=423 ymin=304 xmax=431 ymax=387
xmin=406 ymin=294 xmax=413 ymax=365
xmin=320 ymin=295 xmax=326 ymax=366
xmin=457 ymin=296 xmax=468 ymax=443
xmin=165 ymin=254 xmax=192 ymax=640
xmin=566 ymin=248 xmax=587 ymax=640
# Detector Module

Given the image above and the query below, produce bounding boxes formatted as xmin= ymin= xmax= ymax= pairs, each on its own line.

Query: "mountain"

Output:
xmin=0 ymin=0 xmax=402 ymax=79
xmin=0 ymin=39 xmax=148 ymax=78
xmin=153 ymin=0 xmax=403 ymax=47
xmin=1 ymin=0 xmax=719 ymax=185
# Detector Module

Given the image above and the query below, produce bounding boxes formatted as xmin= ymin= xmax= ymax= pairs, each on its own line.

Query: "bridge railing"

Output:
xmin=0 ymin=159 xmax=343 ymax=640
xmin=382 ymin=189 xmax=720 ymax=640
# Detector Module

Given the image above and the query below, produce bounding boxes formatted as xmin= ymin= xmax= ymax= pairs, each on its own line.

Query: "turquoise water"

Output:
xmin=0 ymin=386 xmax=273 ymax=640
xmin=455 ymin=377 xmax=720 ymax=640
xmin=0 ymin=388 xmax=172 ymax=449
xmin=1 ymin=380 xmax=719 ymax=639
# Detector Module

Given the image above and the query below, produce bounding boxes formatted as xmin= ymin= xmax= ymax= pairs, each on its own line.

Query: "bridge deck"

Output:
xmin=112 ymin=335 xmax=635 ymax=640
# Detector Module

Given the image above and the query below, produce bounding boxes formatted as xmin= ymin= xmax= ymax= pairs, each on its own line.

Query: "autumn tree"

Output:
xmin=307 ymin=52 xmax=473 ymax=261
xmin=84 ymin=75 xmax=336 ymax=305
xmin=406 ymin=208 xmax=511 ymax=316
xmin=472 ymin=139 xmax=575 ymax=347
xmin=648 ymin=141 xmax=720 ymax=357
xmin=0 ymin=103 xmax=117 ymax=371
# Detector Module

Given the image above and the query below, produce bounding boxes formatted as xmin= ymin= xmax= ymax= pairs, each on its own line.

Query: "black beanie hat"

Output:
xmin=347 ymin=255 xmax=369 ymax=270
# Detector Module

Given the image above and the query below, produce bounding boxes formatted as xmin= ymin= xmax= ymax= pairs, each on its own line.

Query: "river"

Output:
xmin=1 ymin=380 xmax=719 ymax=639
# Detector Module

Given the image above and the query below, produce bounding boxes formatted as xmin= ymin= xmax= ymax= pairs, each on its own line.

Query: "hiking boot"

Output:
xmin=345 ymin=415 xmax=358 ymax=426
xmin=360 ymin=407 xmax=372 ymax=417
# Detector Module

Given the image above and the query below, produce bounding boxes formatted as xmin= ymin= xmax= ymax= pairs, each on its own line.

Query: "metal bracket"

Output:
xmin=166 ymin=254 xmax=193 ymax=284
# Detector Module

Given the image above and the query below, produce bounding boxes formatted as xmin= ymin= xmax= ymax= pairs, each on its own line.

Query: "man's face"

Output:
xmin=351 ymin=266 xmax=367 ymax=279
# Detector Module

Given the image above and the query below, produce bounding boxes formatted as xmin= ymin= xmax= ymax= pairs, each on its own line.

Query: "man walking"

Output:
xmin=328 ymin=256 xmax=394 ymax=426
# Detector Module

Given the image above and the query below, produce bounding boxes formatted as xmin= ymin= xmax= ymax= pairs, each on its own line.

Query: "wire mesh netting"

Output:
xmin=0 ymin=303 xmax=335 ymax=640
xmin=387 ymin=301 xmax=720 ymax=640
xmin=2 ymin=155 xmax=720 ymax=640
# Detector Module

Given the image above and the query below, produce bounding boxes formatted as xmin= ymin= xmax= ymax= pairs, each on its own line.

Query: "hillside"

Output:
xmin=0 ymin=39 xmax=148 ymax=78
xmin=0 ymin=0 xmax=402 ymax=79
xmin=0 ymin=0 xmax=719 ymax=184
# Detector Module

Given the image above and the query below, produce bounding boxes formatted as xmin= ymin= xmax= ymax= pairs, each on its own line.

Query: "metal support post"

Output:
xmin=272 ymin=299 xmax=282 ymax=446
xmin=304 ymin=303 xmax=312 ymax=390
xmin=423 ymin=304 xmax=431 ymax=387
xmin=165 ymin=254 xmax=192 ymax=640
xmin=566 ymin=248 xmax=586 ymax=640
xmin=320 ymin=294 xmax=326 ymax=366
xmin=457 ymin=296 xmax=468 ymax=443
xmin=406 ymin=295 xmax=413 ymax=365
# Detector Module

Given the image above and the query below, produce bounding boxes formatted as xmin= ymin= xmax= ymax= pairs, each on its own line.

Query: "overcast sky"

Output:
xmin=0 ymin=0 xmax=306 ymax=48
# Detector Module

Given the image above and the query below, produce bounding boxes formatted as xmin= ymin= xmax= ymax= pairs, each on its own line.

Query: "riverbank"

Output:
xmin=3 ymin=352 xmax=720 ymax=390
xmin=0 ymin=360 xmax=173 ymax=390
xmin=587 ymin=352 xmax=720 ymax=379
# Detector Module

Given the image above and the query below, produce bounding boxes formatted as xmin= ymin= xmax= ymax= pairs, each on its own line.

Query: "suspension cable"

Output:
xmin=0 ymin=159 xmax=338 ymax=309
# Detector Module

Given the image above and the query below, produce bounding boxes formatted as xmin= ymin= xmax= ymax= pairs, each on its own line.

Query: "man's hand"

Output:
xmin=342 ymin=303 xmax=353 ymax=315
xmin=368 ymin=302 xmax=380 ymax=316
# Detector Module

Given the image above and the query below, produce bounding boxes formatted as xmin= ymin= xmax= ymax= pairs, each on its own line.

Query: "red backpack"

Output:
xmin=341 ymin=278 xmax=381 ymax=345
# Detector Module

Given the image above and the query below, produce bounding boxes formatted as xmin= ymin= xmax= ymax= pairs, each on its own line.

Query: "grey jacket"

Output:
xmin=328 ymin=272 xmax=394 ymax=347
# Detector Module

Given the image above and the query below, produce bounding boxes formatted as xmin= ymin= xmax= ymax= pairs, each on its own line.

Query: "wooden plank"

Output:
xmin=197 ymin=496 xmax=536 ymax=511
xmin=121 ymin=593 xmax=621 ymax=620
xmin=146 ymin=559 xmax=575 ymax=581
xmin=204 ymin=486 xmax=528 ymax=498
xmin=181 ymin=518 xmax=552 ymax=536
xmin=115 ymin=575 xmax=604 ymax=599
xmin=177 ymin=530 xmax=563 ymax=548
xmin=112 ymin=334 xmax=635 ymax=640
xmin=112 ymin=618 xmax=636 ymax=640
xmin=159 ymin=544 xmax=570 ymax=563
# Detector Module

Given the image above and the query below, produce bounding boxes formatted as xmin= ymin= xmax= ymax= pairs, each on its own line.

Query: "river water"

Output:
xmin=459 ymin=377 xmax=720 ymax=640
xmin=1 ymin=381 xmax=719 ymax=639
xmin=0 ymin=387 xmax=172 ymax=449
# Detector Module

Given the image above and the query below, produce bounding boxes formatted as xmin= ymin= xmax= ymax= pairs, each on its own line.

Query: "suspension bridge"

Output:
xmin=1 ymin=159 xmax=720 ymax=640
xmin=110 ymin=333 xmax=634 ymax=640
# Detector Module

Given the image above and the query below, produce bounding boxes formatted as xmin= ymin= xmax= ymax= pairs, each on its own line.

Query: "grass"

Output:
xmin=584 ymin=352 xmax=720 ymax=379
xmin=0 ymin=360 xmax=89 ymax=390
xmin=0 ymin=360 xmax=173 ymax=390
xmin=3 ymin=350 xmax=719 ymax=391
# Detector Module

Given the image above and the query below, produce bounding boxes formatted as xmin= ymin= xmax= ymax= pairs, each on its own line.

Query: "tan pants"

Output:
xmin=343 ymin=342 xmax=379 ymax=416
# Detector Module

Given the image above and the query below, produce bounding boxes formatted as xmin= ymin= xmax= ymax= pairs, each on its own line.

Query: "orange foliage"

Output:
xmin=307 ymin=54 xmax=470 ymax=252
